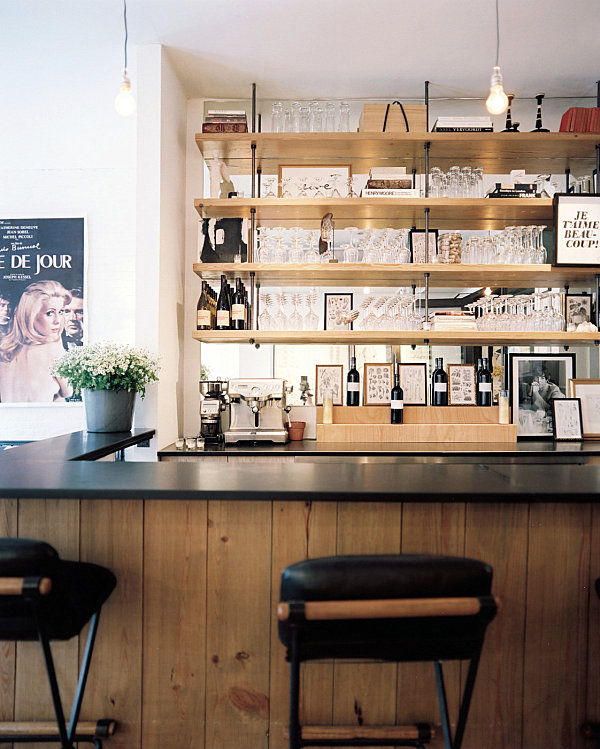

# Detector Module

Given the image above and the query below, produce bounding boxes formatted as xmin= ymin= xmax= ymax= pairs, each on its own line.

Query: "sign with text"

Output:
xmin=554 ymin=194 xmax=600 ymax=266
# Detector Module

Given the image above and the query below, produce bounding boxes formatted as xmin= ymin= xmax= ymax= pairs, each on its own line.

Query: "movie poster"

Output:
xmin=0 ymin=218 xmax=85 ymax=403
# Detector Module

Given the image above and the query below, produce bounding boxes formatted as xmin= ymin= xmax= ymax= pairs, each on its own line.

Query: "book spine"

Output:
xmin=434 ymin=127 xmax=494 ymax=132
xmin=204 ymin=117 xmax=248 ymax=124
xmin=367 ymin=179 xmax=413 ymax=189
xmin=207 ymin=110 xmax=247 ymax=115
xmin=202 ymin=123 xmax=249 ymax=133
xmin=362 ymin=189 xmax=420 ymax=197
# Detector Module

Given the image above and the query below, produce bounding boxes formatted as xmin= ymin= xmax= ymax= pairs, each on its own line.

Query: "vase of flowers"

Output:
xmin=53 ymin=342 xmax=160 ymax=432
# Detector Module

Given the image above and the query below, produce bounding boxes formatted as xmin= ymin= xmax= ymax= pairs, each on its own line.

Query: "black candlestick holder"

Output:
xmin=502 ymin=94 xmax=520 ymax=132
xmin=531 ymin=93 xmax=549 ymax=132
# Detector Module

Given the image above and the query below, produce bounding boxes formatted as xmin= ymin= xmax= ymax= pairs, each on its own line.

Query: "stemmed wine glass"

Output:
xmin=303 ymin=290 xmax=319 ymax=330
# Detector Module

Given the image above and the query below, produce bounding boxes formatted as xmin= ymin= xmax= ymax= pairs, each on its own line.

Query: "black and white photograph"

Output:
xmin=565 ymin=292 xmax=592 ymax=329
xmin=364 ymin=362 xmax=393 ymax=405
xmin=509 ymin=353 xmax=576 ymax=438
xmin=409 ymin=229 xmax=438 ymax=263
xmin=448 ymin=364 xmax=476 ymax=405
xmin=553 ymin=193 xmax=600 ymax=266
xmin=315 ymin=364 xmax=344 ymax=406
xmin=398 ymin=363 xmax=427 ymax=405
xmin=551 ymin=398 xmax=583 ymax=441
xmin=324 ymin=293 xmax=354 ymax=331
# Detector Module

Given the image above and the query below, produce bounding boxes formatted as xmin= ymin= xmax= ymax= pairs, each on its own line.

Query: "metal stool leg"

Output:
xmin=67 ymin=610 xmax=101 ymax=743
xmin=434 ymin=661 xmax=452 ymax=749
xmin=288 ymin=624 xmax=302 ymax=749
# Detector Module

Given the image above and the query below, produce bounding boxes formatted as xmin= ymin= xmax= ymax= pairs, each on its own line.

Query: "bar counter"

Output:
xmin=1 ymin=431 xmax=599 ymax=749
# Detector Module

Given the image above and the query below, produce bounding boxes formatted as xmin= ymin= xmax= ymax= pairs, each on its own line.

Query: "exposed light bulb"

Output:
xmin=485 ymin=65 xmax=508 ymax=115
xmin=363 ymin=287 xmax=371 ymax=294
xmin=484 ymin=286 xmax=493 ymax=296
xmin=115 ymin=71 xmax=136 ymax=116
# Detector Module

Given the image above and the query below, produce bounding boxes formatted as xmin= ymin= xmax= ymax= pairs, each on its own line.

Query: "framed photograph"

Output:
xmin=447 ymin=364 xmax=476 ymax=406
xmin=551 ymin=398 xmax=583 ymax=441
xmin=553 ymin=193 xmax=600 ymax=266
xmin=409 ymin=229 xmax=438 ymax=263
xmin=315 ymin=364 xmax=344 ymax=406
xmin=565 ymin=292 xmax=592 ymax=329
xmin=324 ymin=293 xmax=353 ymax=331
xmin=364 ymin=363 xmax=393 ymax=406
xmin=278 ymin=164 xmax=352 ymax=198
xmin=509 ymin=353 xmax=576 ymax=438
xmin=568 ymin=379 xmax=600 ymax=438
xmin=398 ymin=363 xmax=427 ymax=405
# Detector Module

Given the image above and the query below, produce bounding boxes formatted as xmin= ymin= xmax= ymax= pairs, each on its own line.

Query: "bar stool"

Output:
xmin=278 ymin=554 xmax=499 ymax=749
xmin=0 ymin=538 xmax=117 ymax=749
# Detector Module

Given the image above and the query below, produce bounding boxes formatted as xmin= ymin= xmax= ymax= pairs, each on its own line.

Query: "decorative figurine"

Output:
xmin=531 ymin=93 xmax=549 ymax=133
xmin=502 ymin=94 xmax=520 ymax=132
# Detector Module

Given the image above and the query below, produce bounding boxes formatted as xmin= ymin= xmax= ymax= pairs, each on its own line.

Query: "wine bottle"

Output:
xmin=216 ymin=274 xmax=231 ymax=330
xmin=231 ymin=278 xmax=245 ymax=330
xmin=476 ymin=356 xmax=493 ymax=406
xmin=196 ymin=281 xmax=212 ymax=331
xmin=431 ymin=357 xmax=448 ymax=406
xmin=390 ymin=366 xmax=404 ymax=423
xmin=346 ymin=356 xmax=360 ymax=406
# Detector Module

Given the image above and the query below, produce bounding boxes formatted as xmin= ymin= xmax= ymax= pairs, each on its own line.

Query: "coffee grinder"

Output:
xmin=199 ymin=380 xmax=229 ymax=443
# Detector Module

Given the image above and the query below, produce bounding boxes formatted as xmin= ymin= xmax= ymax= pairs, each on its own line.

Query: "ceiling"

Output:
xmin=4 ymin=0 xmax=599 ymax=105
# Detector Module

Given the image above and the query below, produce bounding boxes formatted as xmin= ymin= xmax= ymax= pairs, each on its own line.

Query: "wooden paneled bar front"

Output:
xmin=0 ymin=434 xmax=599 ymax=749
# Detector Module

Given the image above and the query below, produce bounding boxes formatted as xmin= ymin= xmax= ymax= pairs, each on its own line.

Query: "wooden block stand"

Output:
xmin=316 ymin=405 xmax=516 ymax=443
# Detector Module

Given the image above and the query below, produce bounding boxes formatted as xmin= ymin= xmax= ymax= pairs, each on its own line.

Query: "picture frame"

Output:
xmin=509 ymin=352 xmax=576 ymax=438
xmin=363 ymin=362 xmax=393 ymax=406
xmin=409 ymin=228 xmax=438 ymax=263
xmin=553 ymin=193 xmax=600 ymax=266
xmin=315 ymin=364 xmax=344 ymax=406
xmin=447 ymin=364 xmax=476 ymax=406
xmin=551 ymin=398 xmax=583 ymax=441
xmin=568 ymin=379 xmax=600 ymax=438
xmin=278 ymin=164 xmax=352 ymax=198
xmin=565 ymin=292 xmax=592 ymax=329
xmin=324 ymin=292 xmax=354 ymax=331
xmin=398 ymin=363 xmax=427 ymax=405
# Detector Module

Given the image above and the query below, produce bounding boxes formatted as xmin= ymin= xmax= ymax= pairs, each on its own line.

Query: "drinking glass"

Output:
xmin=299 ymin=106 xmax=310 ymax=133
xmin=338 ymin=102 xmax=350 ymax=132
xmin=290 ymin=101 xmax=301 ymax=132
xmin=303 ymin=290 xmax=319 ymax=330
xmin=325 ymin=102 xmax=336 ymax=132
xmin=309 ymin=101 xmax=323 ymax=132
xmin=271 ymin=102 xmax=284 ymax=133
xmin=342 ymin=243 xmax=359 ymax=263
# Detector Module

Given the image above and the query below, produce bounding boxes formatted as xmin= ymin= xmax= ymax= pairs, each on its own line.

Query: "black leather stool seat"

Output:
xmin=0 ymin=538 xmax=116 ymax=641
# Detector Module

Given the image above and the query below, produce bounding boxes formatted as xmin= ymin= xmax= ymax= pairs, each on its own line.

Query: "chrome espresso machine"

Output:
xmin=199 ymin=380 xmax=229 ymax=443
xmin=224 ymin=378 xmax=292 ymax=444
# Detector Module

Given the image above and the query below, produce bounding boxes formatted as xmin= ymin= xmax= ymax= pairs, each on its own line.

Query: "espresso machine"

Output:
xmin=224 ymin=378 xmax=292 ymax=444
xmin=199 ymin=380 xmax=229 ymax=443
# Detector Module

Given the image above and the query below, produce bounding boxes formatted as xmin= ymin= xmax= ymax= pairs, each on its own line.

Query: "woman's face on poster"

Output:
xmin=33 ymin=295 xmax=64 ymax=340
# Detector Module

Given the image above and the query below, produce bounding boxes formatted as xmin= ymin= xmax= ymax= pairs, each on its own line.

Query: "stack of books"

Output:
xmin=433 ymin=116 xmax=493 ymax=133
xmin=429 ymin=311 xmax=477 ymax=331
xmin=486 ymin=182 xmax=538 ymax=198
xmin=202 ymin=110 xmax=248 ymax=133
xmin=361 ymin=167 xmax=419 ymax=197
xmin=559 ymin=107 xmax=600 ymax=133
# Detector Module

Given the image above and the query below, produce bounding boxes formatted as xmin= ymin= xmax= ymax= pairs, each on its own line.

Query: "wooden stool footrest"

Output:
xmin=298 ymin=724 xmax=434 ymax=741
xmin=0 ymin=719 xmax=117 ymax=737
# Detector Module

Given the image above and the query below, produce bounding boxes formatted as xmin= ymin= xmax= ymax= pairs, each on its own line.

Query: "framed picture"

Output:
xmin=553 ymin=193 xmax=600 ymax=266
xmin=565 ymin=292 xmax=592 ymax=329
xmin=509 ymin=353 xmax=576 ymax=438
xmin=568 ymin=379 xmax=600 ymax=438
xmin=551 ymin=398 xmax=583 ymax=441
xmin=278 ymin=164 xmax=352 ymax=198
xmin=324 ymin=293 xmax=353 ymax=331
xmin=315 ymin=364 xmax=344 ymax=406
xmin=398 ymin=363 xmax=427 ymax=405
xmin=364 ymin=363 xmax=393 ymax=406
xmin=409 ymin=229 xmax=438 ymax=263
xmin=447 ymin=364 xmax=476 ymax=406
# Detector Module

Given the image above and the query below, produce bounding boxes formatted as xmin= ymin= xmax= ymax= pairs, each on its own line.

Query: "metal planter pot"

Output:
xmin=82 ymin=388 xmax=136 ymax=433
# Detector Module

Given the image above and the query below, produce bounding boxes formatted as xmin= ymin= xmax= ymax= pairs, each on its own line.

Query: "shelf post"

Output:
xmin=565 ymin=168 xmax=570 ymax=193
xmin=251 ymin=143 xmax=257 ymax=198
xmin=249 ymin=207 xmax=256 ymax=262
xmin=424 ymin=206 xmax=430 ymax=261
xmin=596 ymin=274 xmax=599 ymax=330
xmin=251 ymin=82 xmax=256 ymax=133
xmin=424 ymin=272 xmax=430 ymax=330
xmin=257 ymin=166 xmax=262 ymax=198
xmin=425 ymin=80 xmax=430 ymax=133
xmin=250 ymin=272 xmax=257 ymax=330
xmin=424 ymin=141 xmax=430 ymax=197
xmin=596 ymin=145 xmax=600 ymax=194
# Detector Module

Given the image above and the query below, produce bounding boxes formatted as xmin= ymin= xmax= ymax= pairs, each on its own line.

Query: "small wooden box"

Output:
xmin=359 ymin=103 xmax=427 ymax=133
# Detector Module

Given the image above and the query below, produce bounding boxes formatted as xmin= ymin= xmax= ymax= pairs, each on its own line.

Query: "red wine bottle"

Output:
xmin=346 ymin=356 xmax=360 ymax=406
xmin=476 ymin=357 xmax=493 ymax=406
xmin=390 ymin=367 xmax=404 ymax=423
xmin=431 ymin=357 xmax=448 ymax=406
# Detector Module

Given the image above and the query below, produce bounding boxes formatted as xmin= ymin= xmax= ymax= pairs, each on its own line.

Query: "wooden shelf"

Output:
xmin=192 ymin=330 xmax=600 ymax=346
xmin=193 ymin=262 xmax=600 ymax=287
xmin=194 ymin=197 xmax=553 ymax=229
xmin=195 ymin=132 xmax=600 ymax=174
xmin=316 ymin=422 xmax=517 ymax=443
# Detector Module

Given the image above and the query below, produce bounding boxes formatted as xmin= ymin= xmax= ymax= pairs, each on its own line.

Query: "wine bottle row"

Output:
xmin=197 ymin=274 xmax=250 ymax=331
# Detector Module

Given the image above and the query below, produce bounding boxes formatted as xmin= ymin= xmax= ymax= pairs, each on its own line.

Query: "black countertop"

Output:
xmin=0 ymin=429 xmax=599 ymax=502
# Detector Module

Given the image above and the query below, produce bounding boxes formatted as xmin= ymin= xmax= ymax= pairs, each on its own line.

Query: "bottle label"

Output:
xmin=347 ymin=382 xmax=360 ymax=392
xmin=197 ymin=310 xmax=211 ymax=327
xmin=478 ymin=382 xmax=492 ymax=392
xmin=434 ymin=382 xmax=447 ymax=392
xmin=391 ymin=400 xmax=404 ymax=409
xmin=232 ymin=304 xmax=245 ymax=321
xmin=217 ymin=310 xmax=230 ymax=326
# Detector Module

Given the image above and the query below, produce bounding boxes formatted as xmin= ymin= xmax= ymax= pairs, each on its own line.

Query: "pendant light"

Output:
xmin=115 ymin=0 xmax=136 ymax=116
xmin=485 ymin=0 xmax=508 ymax=115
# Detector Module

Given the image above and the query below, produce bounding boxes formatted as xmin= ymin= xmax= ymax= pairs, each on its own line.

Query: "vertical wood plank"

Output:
xmin=15 ymin=499 xmax=80 ymax=749
xmin=142 ymin=500 xmax=208 ymax=749
xmin=399 ymin=502 xmax=466 ymax=749
xmin=205 ymin=500 xmax=272 ymax=749
xmin=333 ymin=502 xmax=402 ymax=730
xmin=80 ymin=499 xmax=144 ymax=749
xmin=587 ymin=504 xmax=600 ymax=731
xmin=0 ymin=500 xmax=17 ymax=749
xmin=269 ymin=501 xmax=338 ymax=749
xmin=523 ymin=503 xmax=591 ymax=749
xmin=464 ymin=502 xmax=529 ymax=749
